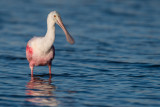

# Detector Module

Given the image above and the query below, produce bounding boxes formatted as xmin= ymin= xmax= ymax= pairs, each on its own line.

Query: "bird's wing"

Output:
xmin=26 ymin=44 xmax=33 ymax=62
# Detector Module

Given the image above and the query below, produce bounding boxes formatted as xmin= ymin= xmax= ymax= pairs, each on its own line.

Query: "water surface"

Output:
xmin=0 ymin=0 xmax=160 ymax=107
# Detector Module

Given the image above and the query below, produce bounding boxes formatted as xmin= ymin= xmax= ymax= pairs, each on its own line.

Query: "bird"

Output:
xmin=26 ymin=11 xmax=74 ymax=77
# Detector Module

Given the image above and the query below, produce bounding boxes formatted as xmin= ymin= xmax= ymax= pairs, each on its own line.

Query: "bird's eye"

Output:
xmin=54 ymin=15 xmax=56 ymax=17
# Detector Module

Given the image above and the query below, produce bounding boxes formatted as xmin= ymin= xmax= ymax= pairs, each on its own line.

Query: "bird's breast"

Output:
xmin=34 ymin=46 xmax=55 ymax=66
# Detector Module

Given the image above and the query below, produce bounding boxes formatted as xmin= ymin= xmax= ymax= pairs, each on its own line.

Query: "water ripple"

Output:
xmin=0 ymin=0 xmax=160 ymax=107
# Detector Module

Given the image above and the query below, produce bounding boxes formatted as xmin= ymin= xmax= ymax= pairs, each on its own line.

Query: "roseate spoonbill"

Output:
xmin=26 ymin=11 xmax=74 ymax=76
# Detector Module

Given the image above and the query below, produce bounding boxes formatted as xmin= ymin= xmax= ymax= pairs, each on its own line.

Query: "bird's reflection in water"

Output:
xmin=26 ymin=75 xmax=59 ymax=106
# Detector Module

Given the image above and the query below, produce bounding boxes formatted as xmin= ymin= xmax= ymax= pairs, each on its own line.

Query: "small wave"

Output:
xmin=33 ymin=73 xmax=72 ymax=78
xmin=104 ymin=9 xmax=136 ymax=17
xmin=127 ymin=74 xmax=147 ymax=78
xmin=140 ymin=64 xmax=160 ymax=68
xmin=0 ymin=54 xmax=26 ymax=61
xmin=35 ymin=72 xmax=93 ymax=78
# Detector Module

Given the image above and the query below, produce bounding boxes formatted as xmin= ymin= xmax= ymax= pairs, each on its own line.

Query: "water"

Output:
xmin=0 ymin=0 xmax=160 ymax=106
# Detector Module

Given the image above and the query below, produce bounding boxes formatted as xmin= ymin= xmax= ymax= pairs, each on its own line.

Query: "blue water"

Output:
xmin=0 ymin=0 xmax=160 ymax=106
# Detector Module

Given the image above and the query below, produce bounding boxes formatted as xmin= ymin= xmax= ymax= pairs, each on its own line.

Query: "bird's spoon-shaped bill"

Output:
xmin=56 ymin=17 xmax=75 ymax=44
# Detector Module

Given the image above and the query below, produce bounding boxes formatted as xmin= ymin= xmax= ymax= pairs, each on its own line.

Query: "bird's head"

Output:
xmin=47 ymin=11 xmax=75 ymax=44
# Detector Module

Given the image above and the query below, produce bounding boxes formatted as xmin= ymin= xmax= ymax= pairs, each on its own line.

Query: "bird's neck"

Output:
xmin=45 ymin=23 xmax=55 ymax=39
xmin=43 ymin=22 xmax=56 ymax=51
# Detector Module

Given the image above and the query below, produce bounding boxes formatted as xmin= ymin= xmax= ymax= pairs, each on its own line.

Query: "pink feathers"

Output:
xmin=26 ymin=44 xmax=33 ymax=62
xmin=26 ymin=44 xmax=33 ymax=55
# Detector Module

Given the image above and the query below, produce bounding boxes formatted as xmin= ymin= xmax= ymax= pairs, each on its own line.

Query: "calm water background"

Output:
xmin=0 ymin=0 xmax=160 ymax=107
